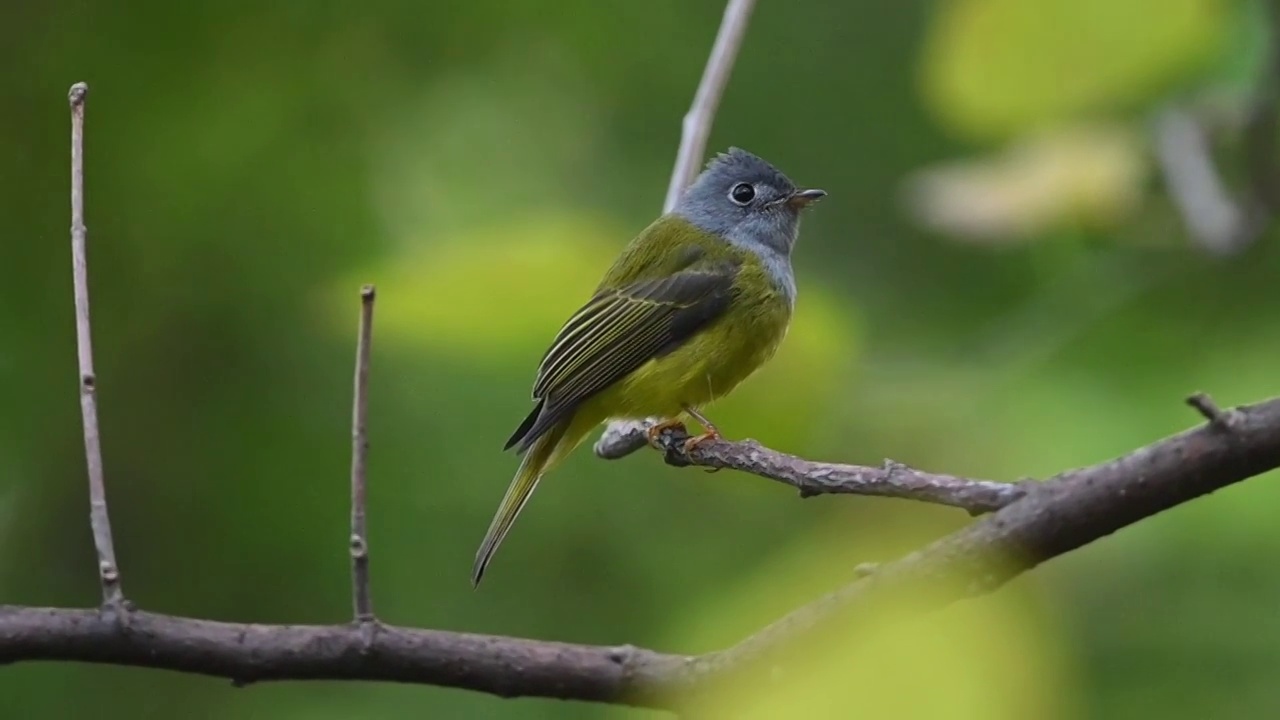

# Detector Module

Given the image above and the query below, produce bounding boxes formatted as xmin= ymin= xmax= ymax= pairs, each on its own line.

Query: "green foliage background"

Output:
xmin=2 ymin=0 xmax=1278 ymax=717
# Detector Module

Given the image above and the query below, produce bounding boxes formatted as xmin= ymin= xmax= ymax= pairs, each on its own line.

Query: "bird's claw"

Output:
xmin=681 ymin=429 xmax=721 ymax=454
xmin=645 ymin=419 xmax=687 ymax=448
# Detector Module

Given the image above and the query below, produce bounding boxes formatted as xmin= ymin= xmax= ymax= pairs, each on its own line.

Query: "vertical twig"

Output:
xmin=350 ymin=285 xmax=376 ymax=630
xmin=597 ymin=0 xmax=757 ymax=460
xmin=1156 ymin=0 xmax=1280 ymax=255
xmin=68 ymin=82 xmax=126 ymax=613
xmin=1153 ymin=106 xmax=1248 ymax=252
xmin=662 ymin=0 xmax=759 ymax=213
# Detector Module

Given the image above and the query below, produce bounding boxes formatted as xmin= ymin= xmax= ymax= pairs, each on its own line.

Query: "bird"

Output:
xmin=472 ymin=147 xmax=826 ymax=586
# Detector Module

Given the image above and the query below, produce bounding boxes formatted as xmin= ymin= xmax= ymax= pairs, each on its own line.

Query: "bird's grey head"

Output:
xmin=674 ymin=147 xmax=826 ymax=258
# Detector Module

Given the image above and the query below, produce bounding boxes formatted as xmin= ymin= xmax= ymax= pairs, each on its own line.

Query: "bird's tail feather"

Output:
xmin=472 ymin=418 xmax=576 ymax=587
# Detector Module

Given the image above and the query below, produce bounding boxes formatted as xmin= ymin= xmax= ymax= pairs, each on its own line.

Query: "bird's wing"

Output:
xmin=504 ymin=259 xmax=739 ymax=452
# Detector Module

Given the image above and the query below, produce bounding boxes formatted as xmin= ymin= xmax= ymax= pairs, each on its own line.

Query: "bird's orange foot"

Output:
xmin=645 ymin=419 xmax=687 ymax=448
xmin=679 ymin=405 xmax=723 ymax=453
xmin=682 ymin=427 xmax=722 ymax=453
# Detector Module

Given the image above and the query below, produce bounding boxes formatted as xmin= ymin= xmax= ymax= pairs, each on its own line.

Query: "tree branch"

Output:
xmin=646 ymin=426 xmax=1025 ymax=513
xmin=696 ymin=393 xmax=1280 ymax=677
xmin=5 ymin=393 xmax=1280 ymax=707
xmin=594 ymin=418 xmax=660 ymax=461
xmin=67 ymin=81 xmax=126 ymax=614
xmin=0 ymin=607 xmax=688 ymax=708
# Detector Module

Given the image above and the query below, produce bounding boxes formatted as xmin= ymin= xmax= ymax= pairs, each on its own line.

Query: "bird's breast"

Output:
xmin=677 ymin=262 xmax=792 ymax=403
xmin=593 ymin=250 xmax=794 ymax=419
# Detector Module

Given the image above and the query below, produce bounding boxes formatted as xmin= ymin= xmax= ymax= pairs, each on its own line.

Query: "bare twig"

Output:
xmin=598 ymin=0 xmax=757 ymax=459
xmin=646 ymin=426 xmax=1024 ymax=513
xmin=67 ymin=82 xmax=125 ymax=613
xmin=4 ymin=394 xmax=1280 ymax=706
xmin=350 ymin=285 xmax=376 ymax=628
xmin=1153 ymin=106 xmax=1252 ymax=254
xmin=1186 ymin=391 xmax=1225 ymax=422
xmin=594 ymin=419 xmax=659 ymax=460
xmin=662 ymin=0 xmax=758 ymax=213
xmin=1186 ymin=390 xmax=1242 ymax=431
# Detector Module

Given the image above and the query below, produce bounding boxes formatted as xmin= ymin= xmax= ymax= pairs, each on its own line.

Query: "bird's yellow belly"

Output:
xmin=579 ymin=300 xmax=791 ymax=423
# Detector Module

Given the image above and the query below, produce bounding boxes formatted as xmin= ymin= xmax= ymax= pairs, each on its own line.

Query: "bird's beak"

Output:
xmin=787 ymin=188 xmax=827 ymax=209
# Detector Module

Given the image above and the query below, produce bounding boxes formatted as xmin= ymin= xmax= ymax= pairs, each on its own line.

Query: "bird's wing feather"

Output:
xmin=504 ymin=259 xmax=739 ymax=452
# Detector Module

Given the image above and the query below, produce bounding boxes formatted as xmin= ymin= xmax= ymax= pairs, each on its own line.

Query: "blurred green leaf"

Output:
xmin=1206 ymin=0 xmax=1270 ymax=93
xmin=329 ymin=212 xmax=622 ymax=362
xmin=921 ymin=0 xmax=1230 ymax=138
xmin=644 ymin=521 xmax=1079 ymax=720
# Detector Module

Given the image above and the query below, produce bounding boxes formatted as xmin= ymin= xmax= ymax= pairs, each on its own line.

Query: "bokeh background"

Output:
xmin=3 ymin=0 xmax=1279 ymax=717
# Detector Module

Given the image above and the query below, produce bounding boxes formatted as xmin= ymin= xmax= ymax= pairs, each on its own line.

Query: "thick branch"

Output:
xmin=5 ymin=394 xmax=1279 ymax=707
xmin=697 ymin=393 xmax=1280 ymax=677
xmin=67 ymin=81 xmax=125 ymax=611
xmin=0 ymin=608 xmax=688 ymax=708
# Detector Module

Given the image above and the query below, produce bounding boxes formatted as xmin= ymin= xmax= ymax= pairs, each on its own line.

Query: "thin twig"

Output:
xmin=68 ymin=82 xmax=125 ymax=613
xmin=662 ymin=0 xmax=758 ymax=213
xmin=350 ymin=285 xmax=376 ymax=627
xmin=600 ymin=0 xmax=758 ymax=460
xmin=1154 ymin=106 xmax=1252 ymax=254
xmin=1186 ymin=391 xmax=1224 ymax=423
xmin=1155 ymin=0 xmax=1280 ymax=255
xmin=4 ymin=394 xmax=1280 ymax=706
xmin=598 ymin=425 xmax=1026 ymax=514
xmin=594 ymin=419 xmax=658 ymax=459
xmin=648 ymin=427 xmax=1025 ymax=513
xmin=1186 ymin=391 xmax=1241 ymax=431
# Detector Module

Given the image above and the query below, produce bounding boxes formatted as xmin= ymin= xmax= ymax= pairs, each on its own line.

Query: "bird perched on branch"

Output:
xmin=473 ymin=148 xmax=826 ymax=585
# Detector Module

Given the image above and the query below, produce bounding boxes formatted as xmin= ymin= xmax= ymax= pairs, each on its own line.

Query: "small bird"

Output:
xmin=473 ymin=148 xmax=826 ymax=585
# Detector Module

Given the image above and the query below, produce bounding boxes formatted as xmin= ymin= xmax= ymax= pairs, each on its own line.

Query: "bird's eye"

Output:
xmin=729 ymin=183 xmax=755 ymax=205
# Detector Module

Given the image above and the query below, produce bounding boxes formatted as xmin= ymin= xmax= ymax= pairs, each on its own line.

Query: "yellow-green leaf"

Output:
xmin=921 ymin=0 xmax=1229 ymax=139
xmin=632 ymin=519 xmax=1080 ymax=720
xmin=327 ymin=213 xmax=623 ymax=360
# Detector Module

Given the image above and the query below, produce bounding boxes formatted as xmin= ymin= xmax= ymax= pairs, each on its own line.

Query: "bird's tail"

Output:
xmin=472 ymin=417 xmax=583 ymax=587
